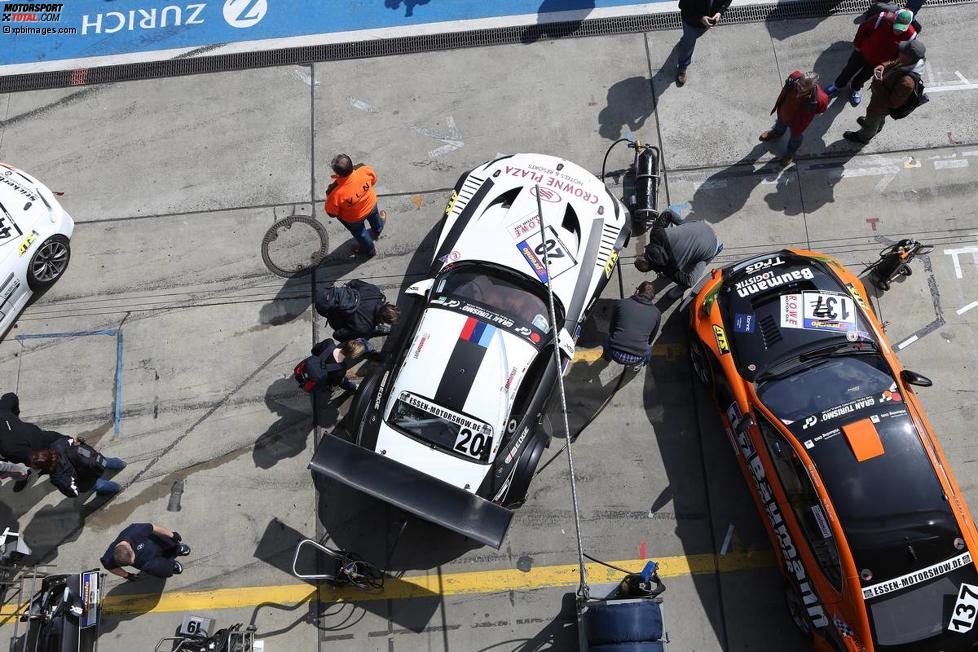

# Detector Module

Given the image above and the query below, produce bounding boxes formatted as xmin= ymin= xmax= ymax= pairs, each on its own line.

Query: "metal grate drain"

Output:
xmin=0 ymin=0 xmax=973 ymax=94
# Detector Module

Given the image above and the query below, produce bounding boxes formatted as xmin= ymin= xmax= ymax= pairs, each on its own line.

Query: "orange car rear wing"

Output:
xmin=843 ymin=418 xmax=885 ymax=462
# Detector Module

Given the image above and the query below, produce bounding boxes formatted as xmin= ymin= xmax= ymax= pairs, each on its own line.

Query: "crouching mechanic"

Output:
xmin=293 ymin=339 xmax=366 ymax=394
xmin=604 ymin=282 xmax=662 ymax=371
xmin=634 ymin=220 xmax=722 ymax=300
xmin=101 ymin=523 xmax=192 ymax=580
xmin=315 ymin=279 xmax=400 ymax=351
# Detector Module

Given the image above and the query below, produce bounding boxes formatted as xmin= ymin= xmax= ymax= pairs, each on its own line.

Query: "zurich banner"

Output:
xmin=0 ymin=0 xmax=672 ymax=73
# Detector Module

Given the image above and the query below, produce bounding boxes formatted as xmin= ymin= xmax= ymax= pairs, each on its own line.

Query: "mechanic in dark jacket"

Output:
xmin=604 ymin=282 xmax=662 ymax=370
xmin=101 ymin=522 xmax=191 ymax=580
xmin=675 ymin=0 xmax=733 ymax=86
xmin=315 ymin=280 xmax=400 ymax=346
xmin=635 ymin=221 xmax=723 ymax=300
xmin=294 ymin=339 xmax=366 ymax=394
xmin=29 ymin=437 xmax=126 ymax=497
xmin=0 ymin=392 xmax=58 ymax=490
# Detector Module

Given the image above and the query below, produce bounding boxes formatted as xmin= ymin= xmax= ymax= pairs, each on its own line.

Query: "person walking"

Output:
xmin=844 ymin=39 xmax=926 ymax=145
xmin=760 ymin=71 xmax=829 ymax=166
xmin=1 ymin=392 xmax=124 ymax=494
xmin=101 ymin=523 xmax=191 ymax=580
xmin=315 ymin=279 xmax=400 ymax=345
xmin=324 ymin=154 xmax=385 ymax=258
xmin=293 ymin=339 xmax=366 ymax=394
xmin=634 ymin=221 xmax=723 ymax=300
xmin=604 ymin=282 xmax=662 ymax=371
xmin=826 ymin=8 xmax=916 ymax=107
xmin=675 ymin=0 xmax=733 ymax=86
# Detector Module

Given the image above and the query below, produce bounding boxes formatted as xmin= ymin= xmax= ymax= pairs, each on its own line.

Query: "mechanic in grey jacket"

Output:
xmin=604 ymin=282 xmax=662 ymax=370
xmin=635 ymin=220 xmax=723 ymax=300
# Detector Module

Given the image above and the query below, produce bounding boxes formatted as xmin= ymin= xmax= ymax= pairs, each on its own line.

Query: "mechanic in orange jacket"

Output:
xmin=759 ymin=71 xmax=829 ymax=167
xmin=324 ymin=154 xmax=385 ymax=258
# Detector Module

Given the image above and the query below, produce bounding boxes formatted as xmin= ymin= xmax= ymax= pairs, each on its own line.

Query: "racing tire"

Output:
xmin=26 ymin=235 xmax=70 ymax=292
xmin=784 ymin=581 xmax=815 ymax=640
xmin=688 ymin=337 xmax=713 ymax=388
xmin=503 ymin=432 xmax=548 ymax=509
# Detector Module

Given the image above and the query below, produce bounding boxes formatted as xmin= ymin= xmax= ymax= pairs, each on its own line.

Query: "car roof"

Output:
xmin=719 ymin=251 xmax=875 ymax=381
xmin=780 ymin=398 xmax=964 ymax=586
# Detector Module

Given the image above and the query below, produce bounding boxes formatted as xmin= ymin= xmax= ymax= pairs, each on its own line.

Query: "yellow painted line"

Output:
xmin=0 ymin=550 xmax=772 ymax=619
xmin=573 ymin=343 xmax=687 ymax=363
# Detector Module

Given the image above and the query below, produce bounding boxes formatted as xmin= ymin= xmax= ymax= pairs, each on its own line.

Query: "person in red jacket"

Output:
xmin=759 ymin=71 xmax=829 ymax=167
xmin=826 ymin=8 xmax=916 ymax=107
xmin=324 ymin=154 xmax=385 ymax=258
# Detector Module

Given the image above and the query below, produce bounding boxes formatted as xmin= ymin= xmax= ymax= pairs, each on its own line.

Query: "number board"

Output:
xmin=950 ymin=583 xmax=978 ymax=634
xmin=781 ymin=292 xmax=857 ymax=333
xmin=516 ymin=226 xmax=577 ymax=282
xmin=453 ymin=425 xmax=494 ymax=462
xmin=180 ymin=615 xmax=215 ymax=637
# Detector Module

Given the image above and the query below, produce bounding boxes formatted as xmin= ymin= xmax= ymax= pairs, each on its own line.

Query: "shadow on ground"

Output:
xmin=523 ymin=0 xmax=596 ymax=43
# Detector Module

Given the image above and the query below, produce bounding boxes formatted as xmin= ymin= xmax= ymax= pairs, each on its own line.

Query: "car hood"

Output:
xmin=0 ymin=168 xmax=52 ymax=265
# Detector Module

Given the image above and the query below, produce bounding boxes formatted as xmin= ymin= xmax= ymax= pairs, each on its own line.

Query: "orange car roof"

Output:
xmin=842 ymin=418 xmax=885 ymax=462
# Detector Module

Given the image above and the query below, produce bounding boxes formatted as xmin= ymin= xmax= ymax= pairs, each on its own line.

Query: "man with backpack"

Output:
xmin=760 ymin=71 xmax=829 ymax=167
xmin=826 ymin=6 xmax=917 ymax=107
xmin=844 ymin=39 xmax=927 ymax=145
xmin=293 ymin=339 xmax=366 ymax=394
xmin=314 ymin=279 xmax=400 ymax=346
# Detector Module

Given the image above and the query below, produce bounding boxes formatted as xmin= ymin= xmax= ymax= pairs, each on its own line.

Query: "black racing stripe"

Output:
xmin=564 ymin=218 xmax=605 ymax=327
xmin=434 ymin=338 xmax=488 ymax=412
xmin=432 ymin=177 xmax=495 ymax=265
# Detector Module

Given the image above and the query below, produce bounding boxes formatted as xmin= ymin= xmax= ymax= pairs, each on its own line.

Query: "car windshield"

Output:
xmin=757 ymin=355 xmax=894 ymax=422
xmin=868 ymin=562 xmax=978 ymax=650
xmin=435 ymin=267 xmax=552 ymax=333
xmin=387 ymin=391 xmax=494 ymax=462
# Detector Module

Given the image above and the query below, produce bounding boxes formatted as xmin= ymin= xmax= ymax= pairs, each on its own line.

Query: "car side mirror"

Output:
xmin=557 ymin=328 xmax=576 ymax=361
xmin=405 ymin=278 xmax=434 ymax=297
xmin=901 ymin=369 xmax=933 ymax=387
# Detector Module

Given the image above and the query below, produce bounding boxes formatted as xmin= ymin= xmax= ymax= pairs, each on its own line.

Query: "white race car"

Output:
xmin=0 ymin=164 xmax=74 ymax=339
xmin=311 ymin=153 xmax=631 ymax=548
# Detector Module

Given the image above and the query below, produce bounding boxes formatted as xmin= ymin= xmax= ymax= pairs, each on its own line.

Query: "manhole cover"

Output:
xmin=261 ymin=215 xmax=330 ymax=278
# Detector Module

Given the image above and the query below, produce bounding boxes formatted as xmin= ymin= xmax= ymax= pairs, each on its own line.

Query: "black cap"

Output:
xmin=899 ymin=38 xmax=926 ymax=60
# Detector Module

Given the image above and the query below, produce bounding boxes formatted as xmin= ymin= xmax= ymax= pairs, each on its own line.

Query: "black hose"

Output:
xmin=601 ymin=138 xmax=632 ymax=183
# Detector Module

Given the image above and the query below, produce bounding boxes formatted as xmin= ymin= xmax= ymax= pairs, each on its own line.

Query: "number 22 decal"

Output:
xmin=949 ymin=583 xmax=978 ymax=633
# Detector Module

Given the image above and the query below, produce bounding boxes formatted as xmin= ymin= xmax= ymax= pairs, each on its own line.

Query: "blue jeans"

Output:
xmin=770 ymin=117 xmax=804 ymax=155
xmin=340 ymin=205 xmax=383 ymax=255
xmin=94 ymin=478 xmax=121 ymax=494
xmin=104 ymin=457 xmax=126 ymax=471
xmin=603 ymin=338 xmax=653 ymax=367
xmin=677 ymin=22 xmax=708 ymax=73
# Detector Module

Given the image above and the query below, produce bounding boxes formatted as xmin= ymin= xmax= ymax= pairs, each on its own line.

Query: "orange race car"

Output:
xmin=689 ymin=248 xmax=978 ymax=652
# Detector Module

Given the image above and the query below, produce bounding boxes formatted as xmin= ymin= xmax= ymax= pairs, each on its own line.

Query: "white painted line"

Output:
xmin=720 ymin=524 xmax=735 ymax=556
xmin=935 ymin=159 xmax=969 ymax=170
xmin=945 ymin=246 xmax=978 ymax=280
xmin=957 ymin=301 xmax=978 ymax=316
xmin=955 ymin=71 xmax=970 ymax=84
xmin=927 ymin=83 xmax=978 ymax=93
xmin=897 ymin=335 xmax=919 ymax=350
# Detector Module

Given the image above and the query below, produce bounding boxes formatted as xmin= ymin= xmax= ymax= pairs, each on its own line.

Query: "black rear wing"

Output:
xmin=309 ymin=435 xmax=514 ymax=549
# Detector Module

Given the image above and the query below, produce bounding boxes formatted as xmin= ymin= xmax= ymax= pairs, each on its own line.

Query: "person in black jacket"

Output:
xmin=635 ymin=221 xmax=723 ymax=300
xmin=294 ymin=339 xmax=366 ymax=394
xmin=101 ymin=522 xmax=191 ymax=580
xmin=29 ymin=438 xmax=126 ymax=497
xmin=1 ymin=392 xmax=95 ymax=493
xmin=676 ymin=0 xmax=733 ymax=86
xmin=315 ymin=280 xmax=400 ymax=346
xmin=604 ymin=282 xmax=662 ymax=371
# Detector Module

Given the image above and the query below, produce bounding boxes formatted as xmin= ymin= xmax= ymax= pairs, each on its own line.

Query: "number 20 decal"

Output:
xmin=949 ymin=583 xmax=978 ymax=634
xmin=454 ymin=428 xmax=493 ymax=460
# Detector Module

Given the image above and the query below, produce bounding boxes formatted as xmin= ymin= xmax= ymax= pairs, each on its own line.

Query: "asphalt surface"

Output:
xmin=1 ymin=4 xmax=978 ymax=651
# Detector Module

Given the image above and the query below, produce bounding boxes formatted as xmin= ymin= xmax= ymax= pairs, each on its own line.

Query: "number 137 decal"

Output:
xmin=949 ymin=583 xmax=978 ymax=634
